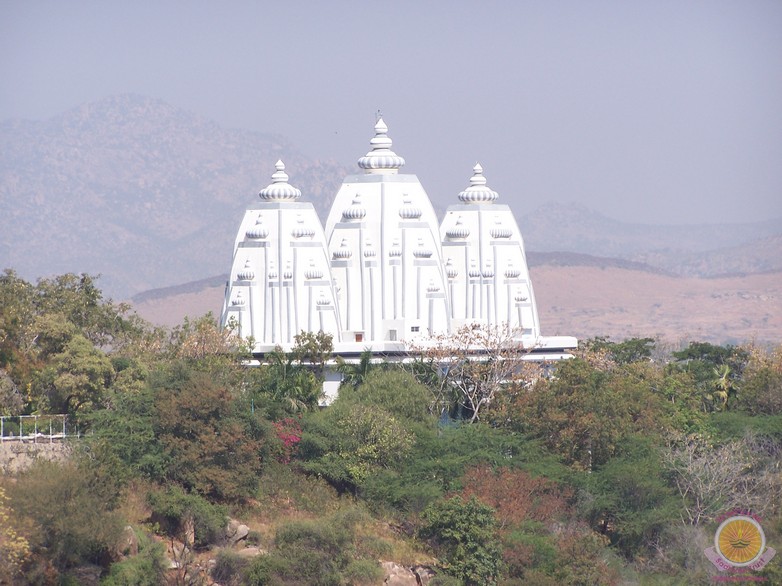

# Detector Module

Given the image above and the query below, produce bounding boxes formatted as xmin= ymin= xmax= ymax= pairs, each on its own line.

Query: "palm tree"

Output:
xmin=712 ymin=364 xmax=733 ymax=411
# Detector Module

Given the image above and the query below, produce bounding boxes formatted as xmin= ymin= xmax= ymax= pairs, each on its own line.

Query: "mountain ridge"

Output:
xmin=2 ymin=94 xmax=780 ymax=300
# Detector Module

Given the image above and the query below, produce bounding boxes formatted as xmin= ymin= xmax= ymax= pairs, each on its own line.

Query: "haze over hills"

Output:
xmin=2 ymin=94 xmax=781 ymax=344
xmin=0 ymin=94 xmax=350 ymax=297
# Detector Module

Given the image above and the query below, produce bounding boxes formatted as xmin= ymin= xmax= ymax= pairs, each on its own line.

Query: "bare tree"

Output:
xmin=407 ymin=324 xmax=536 ymax=423
xmin=663 ymin=432 xmax=782 ymax=526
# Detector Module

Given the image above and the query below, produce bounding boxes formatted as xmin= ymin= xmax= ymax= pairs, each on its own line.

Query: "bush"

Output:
xmin=211 ymin=549 xmax=249 ymax=586
xmin=101 ymin=530 xmax=166 ymax=586
xmin=147 ymin=486 xmax=227 ymax=548
xmin=420 ymin=496 xmax=503 ymax=585
xmin=243 ymin=508 xmax=377 ymax=586
xmin=343 ymin=558 xmax=383 ymax=585
xmin=246 ymin=530 xmax=262 ymax=546
xmin=7 ymin=459 xmax=124 ymax=572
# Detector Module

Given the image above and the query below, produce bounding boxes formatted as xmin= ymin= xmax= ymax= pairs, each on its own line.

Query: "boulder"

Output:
xmin=225 ymin=518 xmax=250 ymax=544
xmin=381 ymin=561 xmax=418 ymax=585
xmin=412 ymin=565 xmax=437 ymax=584
xmin=236 ymin=546 xmax=263 ymax=558
xmin=118 ymin=525 xmax=139 ymax=557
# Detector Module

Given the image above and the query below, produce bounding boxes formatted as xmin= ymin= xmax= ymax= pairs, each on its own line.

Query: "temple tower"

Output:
xmin=324 ymin=119 xmax=450 ymax=349
xmin=439 ymin=164 xmax=540 ymax=344
xmin=221 ymin=161 xmax=341 ymax=351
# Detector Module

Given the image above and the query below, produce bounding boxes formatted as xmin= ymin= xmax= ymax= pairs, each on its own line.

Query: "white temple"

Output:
xmin=221 ymin=118 xmax=576 ymax=360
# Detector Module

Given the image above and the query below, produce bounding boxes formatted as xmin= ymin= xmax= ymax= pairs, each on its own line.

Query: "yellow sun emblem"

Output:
xmin=715 ymin=516 xmax=765 ymax=566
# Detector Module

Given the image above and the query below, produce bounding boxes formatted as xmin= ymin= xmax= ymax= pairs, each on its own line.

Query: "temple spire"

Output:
xmin=357 ymin=118 xmax=405 ymax=174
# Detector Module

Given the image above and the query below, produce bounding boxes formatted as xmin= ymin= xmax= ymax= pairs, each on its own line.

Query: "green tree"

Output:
xmin=581 ymin=437 xmax=679 ymax=559
xmin=291 ymin=330 xmax=333 ymax=380
xmin=420 ymin=496 xmax=503 ymax=585
xmin=152 ymin=361 xmax=267 ymax=501
xmin=335 ymin=348 xmax=375 ymax=390
xmin=255 ymin=347 xmax=322 ymax=414
xmin=34 ymin=334 xmax=115 ymax=415
xmin=735 ymin=344 xmax=782 ymax=415
xmin=584 ymin=336 xmax=655 ymax=364
xmin=339 ymin=369 xmax=434 ymax=424
xmin=300 ymin=401 xmax=414 ymax=493
xmin=671 ymin=341 xmax=749 ymax=412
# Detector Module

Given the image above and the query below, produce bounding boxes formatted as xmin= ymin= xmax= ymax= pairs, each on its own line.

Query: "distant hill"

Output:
xmin=2 ymin=94 xmax=780 ymax=300
xmin=0 ymin=94 xmax=350 ymax=298
xmin=520 ymin=202 xmax=782 ymax=276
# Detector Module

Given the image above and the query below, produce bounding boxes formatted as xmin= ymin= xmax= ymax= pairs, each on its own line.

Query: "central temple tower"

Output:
xmin=324 ymin=119 xmax=450 ymax=349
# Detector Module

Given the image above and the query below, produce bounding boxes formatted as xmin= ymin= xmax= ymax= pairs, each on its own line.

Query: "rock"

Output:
xmin=232 ymin=524 xmax=250 ymax=544
xmin=412 ymin=565 xmax=437 ymax=585
xmin=235 ymin=546 xmax=262 ymax=557
xmin=382 ymin=561 xmax=418 ymax=585
xmin=225 ymin=518 xmax=250 ymax=544
xmin=118 ymin=525 xmax=139 ymax=557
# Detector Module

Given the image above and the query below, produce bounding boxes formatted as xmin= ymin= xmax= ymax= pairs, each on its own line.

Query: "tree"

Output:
xmin=584 ymin=336 xmax=655 ymax=364
xmin=670 ymin=341 xmax=749 ymax=412
xmin=256 ymin=347 xmax=322 ymax=413
xmin=300 ymin=401 xmax=414 ymax=493
xmin=335 ymin=348 xmax=375 ymax=390
xmin=291 ymin=330 xmax=333 ymax=380
xmin=420 ymin=495 xmax=503 ymax=584
xmin=581 ymin=437 xmax=680 ymax=559
xmin=0 ymin=369 xmax=24 ymax=415
xmin=410 ymin=324 xmax=534 ymax=423
xmin=152 ymin=362 xmax=266 ymax=501
xmin=460 ymin=465 xmax=572 ymax=531
xmin=735 ymin=343 xmax=782 ymax=415
xmin=512 ymin=359 xmax=669 ymax=471
xmin=339 ymin=369 xmax=434 ymax=424
xmin=34 ymin=334 xmax=115 ymax=416
xmin=662 ymin=433 xmax=782 ymax=526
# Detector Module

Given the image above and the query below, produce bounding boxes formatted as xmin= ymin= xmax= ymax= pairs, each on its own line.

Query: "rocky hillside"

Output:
xmin=0 ymin=94 xmax=349 ymax=297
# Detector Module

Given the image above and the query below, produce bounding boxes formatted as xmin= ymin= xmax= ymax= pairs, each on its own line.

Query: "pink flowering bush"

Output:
xmin=272 ymin=418 xmax=302 ymax=464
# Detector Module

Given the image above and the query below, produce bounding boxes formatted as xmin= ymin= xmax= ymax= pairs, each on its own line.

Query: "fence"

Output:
xmin=0 ymin=414 xmax=75 ymax=442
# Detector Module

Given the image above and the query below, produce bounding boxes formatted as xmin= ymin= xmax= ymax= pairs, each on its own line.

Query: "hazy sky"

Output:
xmin=2 ymin=0 xmax=781 ymax=225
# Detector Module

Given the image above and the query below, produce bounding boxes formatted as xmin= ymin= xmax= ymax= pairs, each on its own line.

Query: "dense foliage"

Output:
xmin=1 ymin=271 xmax=780 ymax=584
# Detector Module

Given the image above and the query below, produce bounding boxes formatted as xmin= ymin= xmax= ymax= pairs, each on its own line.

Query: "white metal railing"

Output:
xmin=0 ymin=415 xmax=75 ymax=443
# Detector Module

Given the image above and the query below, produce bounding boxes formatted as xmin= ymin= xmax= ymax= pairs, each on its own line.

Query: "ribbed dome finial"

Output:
xmin=458 ymin=162 xmax=498 ymax=204
xmin=259 ymin=159 xmax=302 ymax=201
xmin=357 ymin=117 xmax=405 ymax=174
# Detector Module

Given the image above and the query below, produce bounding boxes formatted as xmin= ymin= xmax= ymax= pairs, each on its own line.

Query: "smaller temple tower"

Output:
xmin=221 ymin=161 xmax=341 ymax=352
xmin=440 ymin=164 xmax=540 ymax=345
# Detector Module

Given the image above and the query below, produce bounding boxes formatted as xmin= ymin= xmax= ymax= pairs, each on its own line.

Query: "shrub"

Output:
xmin=343 ymin=558 xmax=383 ymax=585
xmin=243 ymin=508 xmax=378 ymax=586
xmin=246 ymin=530 xmax=262 ymax=546
xmin=420 ymin=496 xmax=503 ymax=585
xmin=211 ymin=549 xmax=249 ymax=586
xmin=147 ymin=486 xmax=227 ymax=548
xmin=101 ymin=530 xmax=166 ymax=586
xmin=7 ymin=459 xmax=124 ymax=572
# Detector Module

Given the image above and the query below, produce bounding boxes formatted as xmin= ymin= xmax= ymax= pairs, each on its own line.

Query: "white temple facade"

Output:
xmin=221 ymin=118 xmax=577 ymax=359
